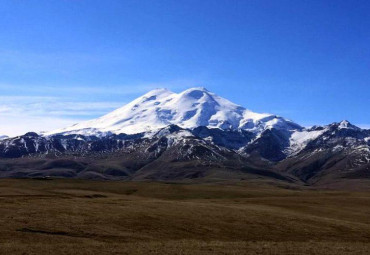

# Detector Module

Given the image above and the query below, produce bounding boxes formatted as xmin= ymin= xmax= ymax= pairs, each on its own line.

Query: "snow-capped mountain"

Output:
xmin=39 ymin=87 xmax=370 ymax=163
xmin=0 ymin=135 xmax=8 ymax=140
xmin=0 ymin=87 xmax=368 ymax=184
xmin=47 ymin=87 xmax=302 ymax=136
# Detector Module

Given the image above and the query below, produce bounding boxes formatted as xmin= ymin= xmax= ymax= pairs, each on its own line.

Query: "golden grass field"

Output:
xmin=0 ymin=179 xmax=370 ymax=254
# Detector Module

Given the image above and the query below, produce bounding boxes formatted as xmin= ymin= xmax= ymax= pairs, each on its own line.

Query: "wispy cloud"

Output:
xmin=0 ymin=98 xmax=123 ymax=117
xmin=0 ymin=96 xmax=123 ymax=136
xmin=0 ymin=115 xmax=82 ymax=137
xmin=358 ymin=124 xmax=370 ymax=130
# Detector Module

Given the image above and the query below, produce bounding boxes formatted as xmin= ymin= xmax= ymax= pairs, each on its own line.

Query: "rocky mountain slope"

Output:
xmin=0 ymin=88 xmax=368 ymax=185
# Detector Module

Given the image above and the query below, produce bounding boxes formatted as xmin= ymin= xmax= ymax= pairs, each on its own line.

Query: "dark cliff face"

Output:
xmin=192 ymin=126 xmax=255 ymax=150
xmin=240 ymin=128 xmax=292 ymax=162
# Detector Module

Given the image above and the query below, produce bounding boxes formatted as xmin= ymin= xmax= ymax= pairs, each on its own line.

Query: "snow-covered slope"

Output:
xmin=47 ymin=87 xmax=301 ymax=136
xmin=0 ymin=135 xmax=8 ymax=140
xmin=285 ymin=120 xmax=370 ymax=156
xmin=287 ymin=128 xmax=328 ymax=156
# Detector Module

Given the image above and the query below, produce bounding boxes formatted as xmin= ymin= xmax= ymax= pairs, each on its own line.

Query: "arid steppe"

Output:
xmin=1 ymin=179 xmax=370 ymax=254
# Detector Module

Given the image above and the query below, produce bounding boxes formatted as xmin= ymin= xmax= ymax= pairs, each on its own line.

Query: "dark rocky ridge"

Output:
xmin=0 ymin=122 xmax=369 ymax=185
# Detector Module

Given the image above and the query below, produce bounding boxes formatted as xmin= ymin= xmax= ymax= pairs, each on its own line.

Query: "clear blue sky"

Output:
xmin=0 ymin=0 xmax=369 ymax=135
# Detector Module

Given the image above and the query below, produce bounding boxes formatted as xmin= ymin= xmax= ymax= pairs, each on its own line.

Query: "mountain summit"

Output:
xmin=0 ymin=88 xmax=369 ymax=183
xmin=47 ymin=87 xmax=301 ymax=136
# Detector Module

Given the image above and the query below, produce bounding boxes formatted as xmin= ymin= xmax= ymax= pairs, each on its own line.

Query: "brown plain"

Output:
xmin=0 ymin=179 xmax=370 ymax=254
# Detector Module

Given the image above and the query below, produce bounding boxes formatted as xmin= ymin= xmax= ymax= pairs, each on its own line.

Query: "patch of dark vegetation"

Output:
xmin=104 ymin=167 xmax=129 ymax=176
xmin=275 ymin=184 xmax=302 ymax=190
xmin=17 ymin=226 xmax=123 ymax=240
xmin=241 ymin=167 xmax=290 ymax=182
xmin=83 ymin=194 xmax=107 ymax=198
xmin=125 ymin=189 xmax=138 ymax=195
xmin=17 ymin=228 xmax=68 ymax=236
xmin=31 ymin=176 xmax=53 ymax=181
xmin=41 ymin=159 xmax=87 ymax=171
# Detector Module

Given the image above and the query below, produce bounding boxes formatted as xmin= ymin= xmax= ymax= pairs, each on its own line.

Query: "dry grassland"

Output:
xmin=0 ymin=179 xmax=369 ymax=254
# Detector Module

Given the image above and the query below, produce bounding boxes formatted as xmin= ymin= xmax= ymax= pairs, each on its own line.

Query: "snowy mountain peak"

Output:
xmin=141 ymin=88 xmax=174 ymax=97
xmin=183 ymin=86 xmax=209 ymax=92
xmin=47 ymin=87 xmax=302 ymax=136
xmin=0 ymin=135 xmax=8 ymax=140
xmin=337 ymin=120 xmax=360 ymax=130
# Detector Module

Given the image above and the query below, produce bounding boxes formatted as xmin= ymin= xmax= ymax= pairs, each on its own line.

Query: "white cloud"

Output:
xmin=0 ymin=115 xmax=82 ymax=137
xmin=358 ymin=124 xmax=370 ymax=130
xmin=0 ymin=96 xmax=124 ymax=136
xmin=0 ymin=97 xmax=123 ymax=115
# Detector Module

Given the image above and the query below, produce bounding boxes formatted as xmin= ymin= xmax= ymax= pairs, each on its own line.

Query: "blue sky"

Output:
xmin=0 ymin=0 xmax=369 ymax=135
